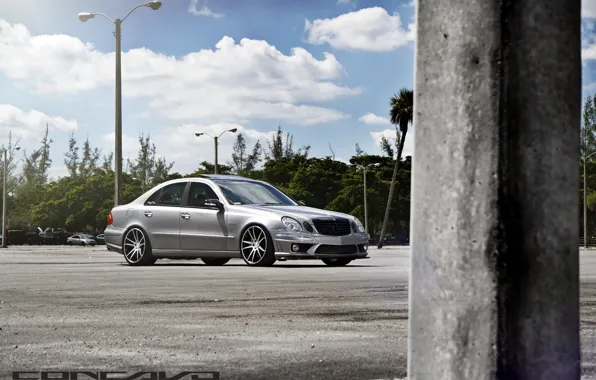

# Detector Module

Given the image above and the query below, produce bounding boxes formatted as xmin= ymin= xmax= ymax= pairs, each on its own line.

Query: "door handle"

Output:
xmin=144 ymin=211 xmax=153 ymax=218
xmin=181 ymin=212 xmax=190 ymax=220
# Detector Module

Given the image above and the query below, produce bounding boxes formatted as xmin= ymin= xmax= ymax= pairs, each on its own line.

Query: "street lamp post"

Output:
xmin=583 ymin=151 xmax=596 ymax=248
xmin=195 ymin=129 xmax=238 ymax=174
xmin=78 ymin=1 xmax=162 ymax=206
xmin=355 ymin=163 xmax=380 ymax=236
xmin=1 ymin=145 xmax=20 ymax=248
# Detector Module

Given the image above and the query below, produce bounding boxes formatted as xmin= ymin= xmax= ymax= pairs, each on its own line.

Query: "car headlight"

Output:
xmin=282 ymin=216 xmax=303 ymax=232
xmin=351 ymin=218 xmax=365 ymax=233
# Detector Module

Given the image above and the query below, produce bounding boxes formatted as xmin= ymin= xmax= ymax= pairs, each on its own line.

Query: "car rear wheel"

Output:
xmin=240 ymin=225 xmax=275 ymax=267
xmin=123 ymin=227 xmax=156 ymax=266
xmin=201 ymin=258 xmax=230 ymax=266
xmin=321 ymin=258 xmax=352 ymax=267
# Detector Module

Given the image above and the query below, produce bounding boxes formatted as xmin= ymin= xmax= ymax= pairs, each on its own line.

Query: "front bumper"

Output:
xmin=272 ymin=231 xmax=370 ymax=260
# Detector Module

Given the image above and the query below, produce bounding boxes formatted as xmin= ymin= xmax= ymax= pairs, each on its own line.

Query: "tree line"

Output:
xmin=0 ymin=124 xmax=412 ymax=239
xmin=582 ymin=94 xmax=596 ymax=240
xmin=1 ymin=89 xmax=420 ymax=241
xmin=7 ymin=89 xmax=595 ymax=241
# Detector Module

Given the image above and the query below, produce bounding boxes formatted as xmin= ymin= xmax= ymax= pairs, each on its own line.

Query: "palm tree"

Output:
xmin=377 ymin=88 xmax=413 ymax=249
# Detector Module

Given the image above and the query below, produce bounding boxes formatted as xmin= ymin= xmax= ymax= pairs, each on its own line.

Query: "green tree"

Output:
xmin=78 ymin=137 xmax=100 ymax=179
xmin=11 ymin=127 xmax=53 ymax=229
xmin=379 ymin=135 xmax=395 ymax=158
xmin=22 ymin=124 xmax=52 ymax=185
xmin=127 ymin=134 xmax=174 ymax=192
xmin=188 ymin=161 xmax=233 ymax=176
xmin=229 ymin=133 xmax=262 ymax=175
xmin=266 ymin=126 xmax=310 ymax=161
xmin=378 ymin=88 xmax=414 ymax=248
xmin=581 ymin=95 xmax=596 ymax=241
xmin=355 ymin=143 xmax=364 ymax=157
xmin=287 ymin=157 xmax=349 ymax=209
xmin=64 ymin=132 xmax=79 ymax=178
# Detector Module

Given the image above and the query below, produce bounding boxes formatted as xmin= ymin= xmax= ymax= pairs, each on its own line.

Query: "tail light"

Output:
xmin=107 ymin=212 xmax=113 ymax=225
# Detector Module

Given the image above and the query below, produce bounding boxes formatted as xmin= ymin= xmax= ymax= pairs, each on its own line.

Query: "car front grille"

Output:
xmin=311 ymin=217 xmax=351 ymax=236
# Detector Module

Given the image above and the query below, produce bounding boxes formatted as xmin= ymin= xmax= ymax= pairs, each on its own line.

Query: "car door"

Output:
xmin=70 ymin=235 xmax=80 ymax=245
xmin=141 ymin=181 xmax=188 ymax=251
xmin=179 ymin=181 xmax=228 ymax=252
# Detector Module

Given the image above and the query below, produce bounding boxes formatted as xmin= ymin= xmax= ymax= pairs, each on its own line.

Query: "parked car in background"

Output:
xmin=6 ymin=230 xmax=26 ymax=245
xmin=26 ymin=231 xmax=41 ymax=245
xmin=95 ymin=234 xmax=105 ymax=245
xmin=66 ymin=234 xmax=97 ymax=246
xmin=39 ymin=229 xmax=55 ymax=245
xmin=104 ymin=174 xmax=369 ymax=267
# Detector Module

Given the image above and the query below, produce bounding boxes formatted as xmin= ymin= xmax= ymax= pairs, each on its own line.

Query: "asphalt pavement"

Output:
xmin=2 ymin=245 xmax=596 ymax=380
xmin=0 ymin=245 xmax=408 ymax=380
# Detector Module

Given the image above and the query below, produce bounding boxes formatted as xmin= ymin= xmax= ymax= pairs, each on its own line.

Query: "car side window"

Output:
xmin=187 ymin=182 xmax=219 ymax=207
xmin=145 ymin=182 xmax=187 ymax=206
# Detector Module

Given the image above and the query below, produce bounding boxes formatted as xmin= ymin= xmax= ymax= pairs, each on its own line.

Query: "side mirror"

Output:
xmin=205 ymin=199 xmax=224 ymax=211
xmin=297 ymin=200 xmax=306 ymax=206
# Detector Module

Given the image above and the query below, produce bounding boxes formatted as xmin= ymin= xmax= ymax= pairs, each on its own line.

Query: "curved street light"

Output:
xmin=195 ymin=129 xmax=238 ymax=174
xmin=77 ymin=1 xmax=162 ymax=207
xmin=1 ymin=145 xmax=20 ymax=248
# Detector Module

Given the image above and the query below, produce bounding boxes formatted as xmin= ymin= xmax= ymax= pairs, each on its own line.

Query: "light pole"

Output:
xmin=195 ymin=129 xmax=238 ymax=174
xmin=78 ymin=1 xmax=162 ymax=206
xmin=2 ymin=145 xmax=20 ymax=248
xmin=355 ymin=163 xmax=380 ymax=236
xmin=583 ymin=151 xmax=596 ymax=248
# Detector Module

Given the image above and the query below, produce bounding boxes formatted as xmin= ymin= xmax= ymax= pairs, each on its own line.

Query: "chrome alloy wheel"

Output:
xmin=241 ymin=225 xmax=268 ymax=265
xmin=124 ymin=228 xmax=146 ymax=264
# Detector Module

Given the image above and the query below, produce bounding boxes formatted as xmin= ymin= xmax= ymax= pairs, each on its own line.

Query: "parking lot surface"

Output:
xmin=3 ymin=246 xmax=596 ymax=379
xmin=0 ymin=246 xmax=408 ymax=380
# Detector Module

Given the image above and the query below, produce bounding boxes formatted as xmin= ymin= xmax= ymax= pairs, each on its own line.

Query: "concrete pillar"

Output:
xmin=408 ymin=0 xmax=581 ymax=379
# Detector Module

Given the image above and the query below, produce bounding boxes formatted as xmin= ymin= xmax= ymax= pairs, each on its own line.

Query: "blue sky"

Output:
xmin=0 ymin=0 xmax=593 ymax=178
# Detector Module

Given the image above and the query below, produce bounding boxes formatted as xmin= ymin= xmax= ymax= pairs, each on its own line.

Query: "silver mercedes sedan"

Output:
xmin=104 ymin=175 xmax=370 ymax=267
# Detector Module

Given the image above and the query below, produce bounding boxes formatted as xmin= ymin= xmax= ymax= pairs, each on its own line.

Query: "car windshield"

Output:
xmin=213 ymin=180 xmax=296 ymax=206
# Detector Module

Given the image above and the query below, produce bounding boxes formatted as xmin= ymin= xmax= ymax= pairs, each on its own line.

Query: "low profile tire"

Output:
xmin=201 ymin=258 xmax=230 ymax=266
xmin=240 ymin=225 xmax=276 ymax=267
xmin=321 ymin=258 xmax=352 ymax=267
xmin=123 ymin=227 xmax=157 ymax=266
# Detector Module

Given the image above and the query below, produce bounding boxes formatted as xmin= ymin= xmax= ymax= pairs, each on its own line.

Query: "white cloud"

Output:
xmin=337 ymin=0 xmax=355 ymax=7
xmin=370 ymin=128 xmax=414 ymax=158
xmin=359 ymin=112 xmax=391 ymax=125
xmin=585 ymin=0 xmax=596 ymax=18
xmin=584 ymin=44 xmax=596 ymax=61
xmin=0 ymin=104 xmax=77 ymax=143
xmin=188 ymin=0 xmax=224 ymax=18
xmin=304 ymin=7 xmax=414 ymax=52
xmin=0 ymin=19 xmax=362 ymax=125
xmin=47 ymin=165 xmax=69 ymax=181
xmin=103 ymin=123 xmax=278 ymax=175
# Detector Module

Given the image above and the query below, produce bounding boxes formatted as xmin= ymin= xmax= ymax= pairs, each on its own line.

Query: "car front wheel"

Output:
xmin=123 ymin=227 xmax=156 ymax=266
xmin=240 ymin=225 xmax=275 ymax=267
xmin=321 ymin=258 xmax=352 ymax=267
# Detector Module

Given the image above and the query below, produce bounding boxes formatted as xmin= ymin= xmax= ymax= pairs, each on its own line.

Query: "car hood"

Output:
xmin=240 ymin=204 xmax=355 ymax=221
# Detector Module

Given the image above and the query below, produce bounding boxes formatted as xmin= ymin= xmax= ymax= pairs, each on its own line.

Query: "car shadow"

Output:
xmin=117 ymin=262 xmax=378 ymax=268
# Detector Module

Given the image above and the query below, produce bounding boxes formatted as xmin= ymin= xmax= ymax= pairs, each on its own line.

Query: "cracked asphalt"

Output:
xmin=3 ymin=245 xmax=596 ymax=380
xmin=0 ymin=246 xmax=408 ymax=380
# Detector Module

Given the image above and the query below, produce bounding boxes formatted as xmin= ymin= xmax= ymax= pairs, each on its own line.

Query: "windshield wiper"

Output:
xmin=261 ymin=202 xmax=284 ymax=205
